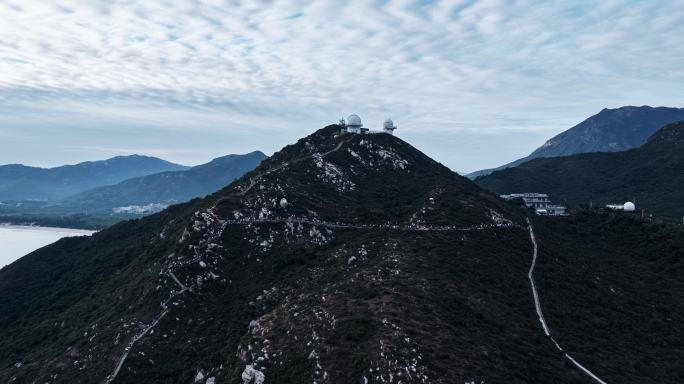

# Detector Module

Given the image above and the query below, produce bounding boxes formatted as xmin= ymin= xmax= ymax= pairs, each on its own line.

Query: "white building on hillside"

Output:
xmin=606 ymin=201 xmax=636 ymax=211
xmin=500 ymin=193 xmax=567 ymax=216
xmin=383 ymin=118 xmax=397 ymax=135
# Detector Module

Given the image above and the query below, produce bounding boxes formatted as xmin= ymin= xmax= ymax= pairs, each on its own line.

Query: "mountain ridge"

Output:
xmin=475 ymin=121 xmax=684 ymax=219
xmin=467 ymin=105 xmax=684 ymax=179
xmin=60 ymin=151 xmax=267 ymax=212
xmin=0 ymin=155 xmax=189 ymax=201
xmin=1 ymin=125 xmax=682 ymax=384
xmin=0 ymin=152 xmax=266 ymax=228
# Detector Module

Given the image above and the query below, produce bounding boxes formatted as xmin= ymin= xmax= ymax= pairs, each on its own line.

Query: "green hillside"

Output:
xmin=467 ymin=106 xmax=684 ymax=179
xmin=476 ymin=121 xmax=684 ymax=220
xmin=1 ymin=126 xmax=682 ymax=383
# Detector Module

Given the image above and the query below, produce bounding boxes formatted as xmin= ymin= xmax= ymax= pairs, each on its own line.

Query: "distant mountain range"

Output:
xmin=467 ymin=106 xmax=684 ymax=179
xmin=476 ymin=121 xmax=684 ymax=219
xmin=0 ymin=155 xmax=189 ymax=201
xmin=2 ymin=125 xmax=682 ymax=383
xmin=0 ymin=152 xmax=266 ymax=228
xmin=61 ymin=151 xmax=267 ymax=212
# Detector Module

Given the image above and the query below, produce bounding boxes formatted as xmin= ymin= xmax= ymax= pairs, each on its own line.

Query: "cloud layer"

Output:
xmin=0 ymin=0 xmax=683 ymax=171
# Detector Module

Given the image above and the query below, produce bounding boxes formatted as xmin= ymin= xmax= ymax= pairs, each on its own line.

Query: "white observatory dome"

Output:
xmin=347 ymin=114 xmax=362 ymax=127
xmin=623 ymin=201 xmax=636 ymax=211
xmin=383 ymin=118 xmax=395 ymax=129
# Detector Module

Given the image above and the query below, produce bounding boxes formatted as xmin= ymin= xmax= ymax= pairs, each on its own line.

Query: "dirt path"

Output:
xmin=526 ymin=218 xmax=608 ymax=384
xmin=212 ymin=137 xmax=351 ymax=208
xmin=104 ymin=310 xmax=168 ymax=384
xmin=224 ymin=217 xmax=520 ymax=232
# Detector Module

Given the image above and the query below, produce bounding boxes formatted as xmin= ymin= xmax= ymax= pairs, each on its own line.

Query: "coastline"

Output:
xmin=1 ymin=225 xmax=97 ymax=268
xmin=0 ymin=224 xmax=97 ymax=235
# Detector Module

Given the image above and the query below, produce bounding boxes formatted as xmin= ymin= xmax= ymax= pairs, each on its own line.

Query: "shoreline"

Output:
xmin=0 ymin=224 xmax=97 ymax=235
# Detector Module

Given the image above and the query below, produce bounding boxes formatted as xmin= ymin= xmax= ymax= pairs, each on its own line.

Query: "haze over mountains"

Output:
xmin=0 ymin=155 xmax=188 ymax=201
xmin=0 ymin=152 xmax=266 ymax=228
xmin=476 ymin=121 xmax=684 ymax=220
xmin=467 ymin=106 xmax=684 ymax=179
xmin=1 ymin=126 xmax=682 ymax=383
xmin=61 ymin=151 xmax=267 ymax=213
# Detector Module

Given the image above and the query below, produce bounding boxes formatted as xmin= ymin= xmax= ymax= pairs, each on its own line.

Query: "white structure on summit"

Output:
xmin=606 ymin=201 xmax=636 ymax=211
xmin=345 ymin=114 xmax=365 ymax=134
xmin=383 ymin=118 xmax=397 ymax=135
xmin=339 ymin=114 xmax=397 ymax=135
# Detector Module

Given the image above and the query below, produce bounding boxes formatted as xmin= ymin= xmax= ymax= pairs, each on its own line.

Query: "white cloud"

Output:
xmin=0 ymin=0 xmax=682 ymax=171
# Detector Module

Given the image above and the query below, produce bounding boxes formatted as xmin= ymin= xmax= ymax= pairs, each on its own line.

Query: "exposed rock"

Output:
xmin=241 ymin=364 xmax=265 ymax=384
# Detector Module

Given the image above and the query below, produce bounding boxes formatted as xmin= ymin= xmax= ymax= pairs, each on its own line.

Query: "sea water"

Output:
xmin=0 ymin=225 xmax=95 ymax=268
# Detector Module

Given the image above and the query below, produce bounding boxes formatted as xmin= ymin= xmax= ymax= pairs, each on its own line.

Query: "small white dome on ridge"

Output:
xmin=383 ymin=118 xmax=395 ymax=129
xmin=623 ymin=201 xmax=635 ymax=211
xmin=347 ymin=114 xmax=362 ymax=127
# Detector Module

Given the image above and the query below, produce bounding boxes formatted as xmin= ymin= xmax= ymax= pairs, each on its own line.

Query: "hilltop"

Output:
xmin=0 ymin=125 xmax=682 ymax=383
xmin=467 ymin=106 xmax=684 ymax=179
xmin=476 ymin=121 xmax=684 ymax=219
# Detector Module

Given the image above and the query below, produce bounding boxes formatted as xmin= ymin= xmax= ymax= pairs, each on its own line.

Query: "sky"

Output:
xmin=0 ymin=0 xmax=682 ymax=174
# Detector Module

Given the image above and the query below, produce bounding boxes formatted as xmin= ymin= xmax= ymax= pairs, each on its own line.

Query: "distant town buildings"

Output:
xmin=339 ymin=114 xmax=397 ymax=135
xmin=500 ymin=193 xmax=567 ymax=216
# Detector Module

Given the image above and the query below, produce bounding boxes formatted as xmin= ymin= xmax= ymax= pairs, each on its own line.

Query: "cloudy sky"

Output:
xmin=0 ymin=0 xmax=682 ymax=173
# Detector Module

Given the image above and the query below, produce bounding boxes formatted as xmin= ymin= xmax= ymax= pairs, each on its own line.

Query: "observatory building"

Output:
xmin=606 ymin=201 xmax=636 ymax=211
xmin=345 ymin=114 xmax=367 ymax=134
xmin=338 ymin=114 xmax=397 ymax=135
xmin=383 ymin=118 xmax=397 ymax=135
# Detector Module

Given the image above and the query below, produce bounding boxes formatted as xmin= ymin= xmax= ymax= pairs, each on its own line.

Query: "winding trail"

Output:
xmin=526 ymin=218 xmax=608 ymax=384
xmin=224 ymin=217 xmax=520 ymax=232
xmin=241 ymin=137 xmax=349 ymax=196
xmin=103 ymin=218 xmax=228 ymax=383
xmin=212 ymin=137 xmax=351 ymax=209
xmin=103 ymin=271 xmax=189 ymax=384
xmin=104 ymin=310 xmax=168 ymax=384
xmin=168 ymin=271 xmax=186 ymax=291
